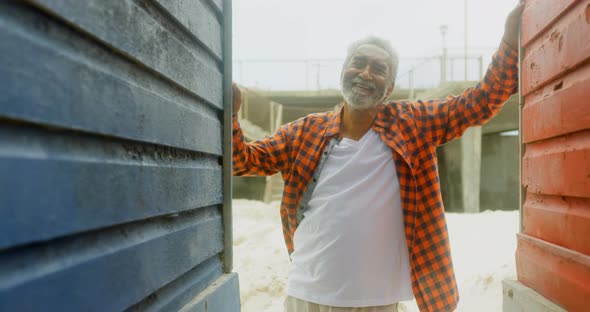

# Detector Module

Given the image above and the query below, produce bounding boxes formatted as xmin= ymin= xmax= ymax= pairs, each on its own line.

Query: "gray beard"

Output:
xmin=341 ymin=77 xmax=387 ymax=110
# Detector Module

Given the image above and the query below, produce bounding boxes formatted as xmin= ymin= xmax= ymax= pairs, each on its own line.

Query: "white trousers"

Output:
xmin=284 ymin=296 xmax=399 ymax=312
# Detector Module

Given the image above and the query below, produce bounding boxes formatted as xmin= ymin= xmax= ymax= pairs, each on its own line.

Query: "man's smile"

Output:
xmin=352 ymin=80 xmax=376 ymax=94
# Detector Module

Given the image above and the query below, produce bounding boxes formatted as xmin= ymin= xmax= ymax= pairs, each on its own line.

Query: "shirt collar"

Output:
xmin=324 ymin=103 xmax=388 ymax=138
xmin=324 ymin=104 xmax=343 ymax=138
xmin=373 ymin=103 xmax=387 ymax=128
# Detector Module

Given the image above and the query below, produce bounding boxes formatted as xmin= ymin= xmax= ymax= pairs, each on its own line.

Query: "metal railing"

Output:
xmin=233 ymin=51 xmax=495 ymax=92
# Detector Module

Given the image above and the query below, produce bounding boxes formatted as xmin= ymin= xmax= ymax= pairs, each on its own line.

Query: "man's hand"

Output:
xmin=503 ymin=2 xmax=525 ymax=50
xmin=232 ymin=82 xmax=242 ymax=115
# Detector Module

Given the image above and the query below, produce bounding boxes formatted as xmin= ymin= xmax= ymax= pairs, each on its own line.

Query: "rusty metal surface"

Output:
xmin=521 ymin=0 xmax=579 ymax=46
xmin=522 ymin=130 xmax=590 ymax=198
xmin=516 ymin=234 xmax=590 ymax=312
xmin=522 ymin=63 xmax=590 ymax=143
xmin=519 ymin=0 xmax=590 ymax=310
xmin=522 ymin=193 xmax=590 ymax=255
xmin=522 ymin=0 xmax=590 ymax=95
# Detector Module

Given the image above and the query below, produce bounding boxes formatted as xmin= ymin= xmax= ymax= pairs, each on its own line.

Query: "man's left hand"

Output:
xmin=503 ymin=2 xmax=526 ymax=50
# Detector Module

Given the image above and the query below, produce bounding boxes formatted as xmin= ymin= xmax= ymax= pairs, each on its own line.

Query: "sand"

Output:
xmin=232 ymin=199 xmax=518 ymax=312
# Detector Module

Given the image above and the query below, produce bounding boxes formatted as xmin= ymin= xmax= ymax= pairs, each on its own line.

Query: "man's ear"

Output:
xmin=385 ymin=83 xmax=395 ymax=99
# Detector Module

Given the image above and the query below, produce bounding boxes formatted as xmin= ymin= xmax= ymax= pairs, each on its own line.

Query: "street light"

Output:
xmin=440 ymin=25 xmax=448 ymax=84
xmin=464 ymin=0 xmax=469 ymax=81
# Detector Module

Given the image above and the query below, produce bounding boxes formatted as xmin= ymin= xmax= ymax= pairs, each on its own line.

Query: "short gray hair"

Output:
xmin=343 ymin=36 xmax=399 ymax=85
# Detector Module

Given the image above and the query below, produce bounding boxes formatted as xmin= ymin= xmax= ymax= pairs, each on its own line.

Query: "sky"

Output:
xmin=232 ymin=0 xmax=520 ymax=90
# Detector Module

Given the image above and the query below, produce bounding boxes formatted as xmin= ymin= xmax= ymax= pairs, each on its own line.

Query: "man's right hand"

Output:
xmin=502 ymin=1 xmax=525 ymax=50
xmin=232 ymin=83 xmax=242 ymax=115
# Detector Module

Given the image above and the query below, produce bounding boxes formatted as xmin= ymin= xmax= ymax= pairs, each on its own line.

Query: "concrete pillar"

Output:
xmin=460 ymin=126 xmax=482 ymax=213
xmin=437 ymin=126 xmax=482 ymax=213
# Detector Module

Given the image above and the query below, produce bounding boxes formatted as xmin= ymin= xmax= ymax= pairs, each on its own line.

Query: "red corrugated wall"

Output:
xmin=517 ymin=0 xmax=590 ymax=311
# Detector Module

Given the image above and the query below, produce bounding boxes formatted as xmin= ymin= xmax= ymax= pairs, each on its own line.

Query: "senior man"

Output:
xmin=232 ymin=3 xmax=524 ymax=311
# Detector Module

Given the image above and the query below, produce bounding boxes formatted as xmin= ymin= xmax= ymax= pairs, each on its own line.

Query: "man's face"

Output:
xmin=341 ymin=44 xmax=393 ymax=110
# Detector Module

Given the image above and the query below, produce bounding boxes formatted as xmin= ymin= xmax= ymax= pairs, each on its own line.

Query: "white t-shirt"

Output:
xmin=287 ymin=129 xmax=414 ymax=307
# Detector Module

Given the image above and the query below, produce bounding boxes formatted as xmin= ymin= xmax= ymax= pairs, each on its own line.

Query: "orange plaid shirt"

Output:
xmin=232 ymin=41 xmax=518 ymax=312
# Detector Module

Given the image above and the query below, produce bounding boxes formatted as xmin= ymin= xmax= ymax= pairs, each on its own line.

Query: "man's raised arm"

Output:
xmin=410 ymin=2 xmax=524 ymax=146
xmin=231 ymin=84 xmax=291 ymax=176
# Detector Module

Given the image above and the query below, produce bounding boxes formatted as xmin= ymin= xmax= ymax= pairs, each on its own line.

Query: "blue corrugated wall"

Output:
xmin=0 ymin=0 xmax=238 ymax=311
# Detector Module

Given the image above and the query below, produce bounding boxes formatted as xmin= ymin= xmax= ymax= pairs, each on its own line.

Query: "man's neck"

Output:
xmin=340 ymin=103 xmax=377 ymax=141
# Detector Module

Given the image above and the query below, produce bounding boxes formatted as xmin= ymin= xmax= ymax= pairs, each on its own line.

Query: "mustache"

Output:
xmin=350 ymin=77 xmax=376 ymax=91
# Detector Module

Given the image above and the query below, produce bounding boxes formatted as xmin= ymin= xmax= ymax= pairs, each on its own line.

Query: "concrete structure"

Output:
xmin=0 ymin=1 xmax=238 ymax=311
xmin=416 ymin=82 xmax=519 ymax=212
xmin=481 ymin=133 xmax=519 ymax=211
xmin=502 ymin=280 xmax=567 ymax=312
xmin=504 ymin=1 xmax=590 ymax=311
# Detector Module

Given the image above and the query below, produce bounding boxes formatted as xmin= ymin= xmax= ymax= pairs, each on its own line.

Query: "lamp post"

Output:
xmin=440 ymin=24 xmax=448 ymax=84
xmin=463 ymin=0 xmax=468 ymax=81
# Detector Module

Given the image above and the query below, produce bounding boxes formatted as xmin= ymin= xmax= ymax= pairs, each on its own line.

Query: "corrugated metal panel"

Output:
xmin=523 ymin=131 xmax=590 ymax=198
xmin=516 ymin=234 xmax=590 ymax=312
xmin=521 ymin=1 xmax=590 ymax=96
xmin=522 ymin=63 xmax=590 ymax=143
xmin=518 ymin=0 xmax=590 ymax=311
xmin=522 ymin=194 xmax=590 ymax=255
xmin=521 ymin=0 xmax=579 ymax=46
xmin=0 ymin=0 xmax=238 ymax=311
